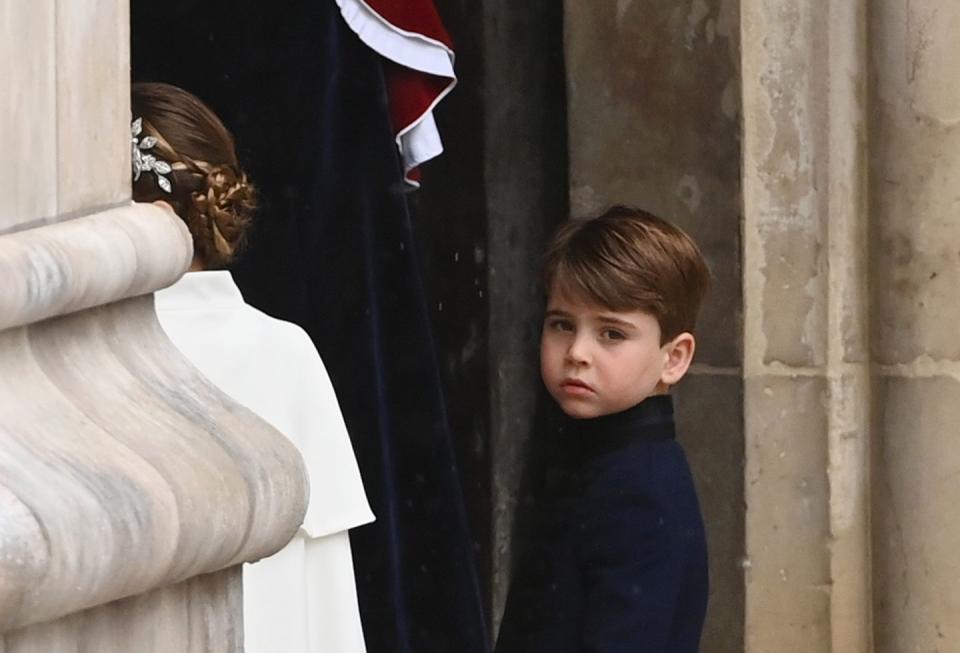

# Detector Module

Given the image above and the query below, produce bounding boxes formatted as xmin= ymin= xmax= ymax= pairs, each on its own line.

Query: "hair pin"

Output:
xmin=132 ymin=117 xmax=173 ymax=193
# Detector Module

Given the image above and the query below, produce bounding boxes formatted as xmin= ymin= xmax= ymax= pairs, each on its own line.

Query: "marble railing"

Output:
xmin=0 ymin=203 xmax=308 ymax=651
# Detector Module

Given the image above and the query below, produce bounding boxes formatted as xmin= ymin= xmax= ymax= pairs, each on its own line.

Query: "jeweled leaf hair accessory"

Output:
xmin=131 ymin=117 xmax=173 ymax=193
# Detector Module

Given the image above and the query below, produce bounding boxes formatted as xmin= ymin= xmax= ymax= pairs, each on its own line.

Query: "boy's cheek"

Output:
xmin=539 ymin=336 xmax=557 ymax=364
xmin=538 ymin=347 xmax=555 ymax=384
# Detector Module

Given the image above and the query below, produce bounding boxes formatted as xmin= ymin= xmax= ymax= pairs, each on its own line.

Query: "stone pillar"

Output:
xmin=564 ymin=1 xmax=744 ymax=650
xmin=741 ymin=0 xmax=871 ymax=650
xmin=1 ymin=0 xmax=128 ymax=232
xmin=870 ymin=0 xmax=960 ymax=650
xmin=743 ymin=0 xmax=960 ymax=649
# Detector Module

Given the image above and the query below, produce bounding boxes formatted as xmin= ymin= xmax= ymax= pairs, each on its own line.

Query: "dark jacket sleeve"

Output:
xmin=576 ymin=493 xmax=687 ymax=653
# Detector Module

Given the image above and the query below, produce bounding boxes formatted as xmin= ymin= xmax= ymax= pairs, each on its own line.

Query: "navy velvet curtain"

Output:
xmin=132 ymin=2 xmax=489 ymax=651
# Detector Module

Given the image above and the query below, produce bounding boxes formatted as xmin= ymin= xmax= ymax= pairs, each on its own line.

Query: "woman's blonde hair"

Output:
xmin=131 ymin=82 xmax=256 ymax=269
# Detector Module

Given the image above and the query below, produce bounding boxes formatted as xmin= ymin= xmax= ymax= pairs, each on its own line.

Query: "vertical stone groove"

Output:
xmin=824 ymin=0 xmax=872 ymax=651
xmin=743 ymin=0 xmax=872 ymax=650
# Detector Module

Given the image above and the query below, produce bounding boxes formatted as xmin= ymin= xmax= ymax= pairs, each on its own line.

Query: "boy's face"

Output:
xmin=540 ymin=288 xmax=675 ymax=419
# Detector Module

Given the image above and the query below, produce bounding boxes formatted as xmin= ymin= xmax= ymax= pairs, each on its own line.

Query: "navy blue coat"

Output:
xmin=495 ymin=395 xmax=708 ymax=653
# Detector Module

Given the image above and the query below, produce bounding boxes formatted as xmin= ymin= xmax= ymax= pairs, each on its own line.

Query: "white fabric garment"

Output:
xmin=155 ymin=271 xmax=375 ymax=653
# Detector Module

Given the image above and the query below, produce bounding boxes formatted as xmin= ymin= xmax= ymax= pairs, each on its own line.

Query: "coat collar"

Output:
xmin=154 ymin=271 xmax=245 ymax=311
xmin=568 ymin=394 xmax=676 ymax=461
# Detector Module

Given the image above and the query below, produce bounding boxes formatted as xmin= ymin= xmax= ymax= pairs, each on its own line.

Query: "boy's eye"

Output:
xmin=601 ymin=329 xmax=626 ymax=341
xmin=547 ymin=318 xmax=574 ymax=332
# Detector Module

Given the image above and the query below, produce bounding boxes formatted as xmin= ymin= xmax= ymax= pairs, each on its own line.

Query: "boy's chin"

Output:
xmin=554 ymin=393 xmax=665 ymax=419
xmin=554 ymin=399 xmax=608 ymax=420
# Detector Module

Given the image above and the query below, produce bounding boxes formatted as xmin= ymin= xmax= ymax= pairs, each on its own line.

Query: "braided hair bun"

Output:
xmin=131 ymin=82 xmax=256 ymax=269
xmin=185 ymin=163 xmax=256 ymax=268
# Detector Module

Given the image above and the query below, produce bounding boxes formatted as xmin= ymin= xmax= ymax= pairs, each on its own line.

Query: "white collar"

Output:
xmin=154 ymin=270 xmax=245 ymax=311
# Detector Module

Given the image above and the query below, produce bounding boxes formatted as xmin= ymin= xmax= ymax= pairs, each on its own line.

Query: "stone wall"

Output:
xmin=870 ymin=0 xmax=960 ymax=650
xmin=742 ymin=0 xmax=960 ymax=650
xmin=741 ymin=0 xmax=871 ymax=649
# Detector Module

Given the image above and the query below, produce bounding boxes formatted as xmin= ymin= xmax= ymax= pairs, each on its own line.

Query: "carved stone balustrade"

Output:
xmin=0 ymin=203 xmax=309 ymax=651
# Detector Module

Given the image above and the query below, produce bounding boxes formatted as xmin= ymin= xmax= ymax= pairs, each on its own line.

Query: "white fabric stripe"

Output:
xmin=396 ymin=77 xmax=456 ymax=175
xmin=335 ymin=0 xmax=455 ymax=77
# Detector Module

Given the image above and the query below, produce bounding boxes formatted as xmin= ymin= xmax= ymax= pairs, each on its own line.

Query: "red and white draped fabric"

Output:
xmin=336 ymin=0 xmax=456 ymax=187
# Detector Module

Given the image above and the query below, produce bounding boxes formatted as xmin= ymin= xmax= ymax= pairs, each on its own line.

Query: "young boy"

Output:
xmin=495 ymin=206 xmax=711 ymax=652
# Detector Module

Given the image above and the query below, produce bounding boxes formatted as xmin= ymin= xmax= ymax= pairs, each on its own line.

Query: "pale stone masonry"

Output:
xmin=742 ymin=0 xmax=872 ymax=650
xmin=870 ymin=0 xmax=960 ymax=650
xmin=744 ymin=0 xmax=960 ymax=650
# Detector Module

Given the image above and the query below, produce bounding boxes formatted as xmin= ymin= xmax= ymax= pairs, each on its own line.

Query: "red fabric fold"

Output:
xmin=364 ymin=0 xmax=454 ymax=50
xmin=383 ymin=61 xmax=451 ymax=138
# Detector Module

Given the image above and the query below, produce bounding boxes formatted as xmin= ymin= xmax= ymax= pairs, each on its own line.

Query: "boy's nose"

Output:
xmin=565 ymin=336 xmax=590 ymax=365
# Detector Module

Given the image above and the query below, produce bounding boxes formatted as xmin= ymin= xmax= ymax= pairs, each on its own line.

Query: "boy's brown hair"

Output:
xmin=543 ymin=205 xmax=711 ymax=343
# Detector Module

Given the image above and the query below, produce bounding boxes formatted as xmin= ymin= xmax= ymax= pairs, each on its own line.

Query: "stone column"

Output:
xmin=742 ymin=0 xmax=872 ymax=650
xmin=870 ymin=0 xmax=960 ymax=650
xmin=743 ymin=0 xmax=960 ymax=649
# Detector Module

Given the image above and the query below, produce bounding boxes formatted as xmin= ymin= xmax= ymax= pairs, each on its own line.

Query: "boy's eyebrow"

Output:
xmin=596 ymin=315 xmax=639 ymax=330
xmin=544 ymin=309 xmax=640 ymax=330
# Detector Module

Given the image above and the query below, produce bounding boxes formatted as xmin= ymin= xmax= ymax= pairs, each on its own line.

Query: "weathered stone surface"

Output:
xmin=741 ymin=0 xmax=830 ymax=370
xmin=870 ymin=0 xmax=960 ymax=365
xmin=867 ymin=2 xmax=960 ymax=650
xmin=56 ymin=0 xmax=130 ymax=213
xmin=0 ymin=1 xmax=56 ymax=234
xmin=874 ymin=376 xmax=960 ymax=652
xmin=675 ymin=373 xmax=744 ymax=653
xmin=757 ymin=230 xmax=826 ymax=367
xmin=742 ymin=1 xmax=874 ymax=649
xmin=744 ymin=375 xmax=830 ymax=652
xmin=2 ymin=568 xmax=242 ymax=653
xmin=825 ymin=370 xmax=871 ymax=652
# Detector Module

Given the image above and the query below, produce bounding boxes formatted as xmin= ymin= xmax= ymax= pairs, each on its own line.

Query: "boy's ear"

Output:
xmin=660 ymin=332 xmax=696 ymax=386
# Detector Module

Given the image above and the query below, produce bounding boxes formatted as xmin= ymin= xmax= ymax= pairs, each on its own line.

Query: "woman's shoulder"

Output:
xmin=234 ymin=304 xmax=334 ymax=382
xmin=155 ymin=274 xmax=335 ymax=399
xmin=239 ymin=304 xmax=315 ymax=351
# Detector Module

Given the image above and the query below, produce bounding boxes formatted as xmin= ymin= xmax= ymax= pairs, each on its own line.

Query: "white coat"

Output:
xmin=155 ymin=270 xmax=374 ymax=652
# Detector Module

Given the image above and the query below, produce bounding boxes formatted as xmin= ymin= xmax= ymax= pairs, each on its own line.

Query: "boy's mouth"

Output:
xmin=560 ymin=378 xmax=594 ymax=395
